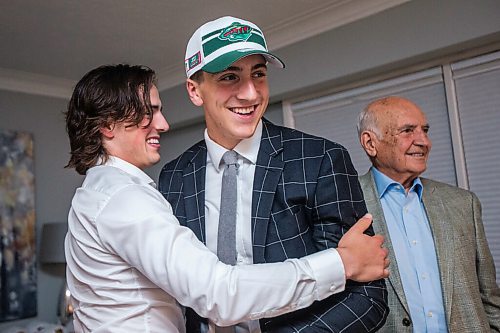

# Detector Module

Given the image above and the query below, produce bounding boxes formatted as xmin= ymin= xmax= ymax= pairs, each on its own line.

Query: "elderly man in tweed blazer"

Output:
xmin=159 ymin=15 xmax=389 ymax=333
xmin=358 ymin=96 xmax=500 ymax=332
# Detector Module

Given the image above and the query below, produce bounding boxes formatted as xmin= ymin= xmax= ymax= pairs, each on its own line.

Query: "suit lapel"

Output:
xmin=360 ymin=171 xmax=411 ymax=315
xmin=421 ymin=179 xmax=454 ymax=325
xmin=183 ymin=143 xmax=207 ymax=243
xmin=252 ymin=120 xmax=285 ymax=262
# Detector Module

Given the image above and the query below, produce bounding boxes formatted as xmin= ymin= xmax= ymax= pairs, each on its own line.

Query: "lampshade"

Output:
xmin=39 ymin=222 xmax=73 ymax=326
xmin=39 ymin=222 xmax=67 ymax=264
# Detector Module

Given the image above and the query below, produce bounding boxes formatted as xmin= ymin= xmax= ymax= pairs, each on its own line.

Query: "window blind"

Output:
xmin=452 ymin=51 xmax=500 ymax=280
xmin=291 ymin=67 xmax=456 ymax=185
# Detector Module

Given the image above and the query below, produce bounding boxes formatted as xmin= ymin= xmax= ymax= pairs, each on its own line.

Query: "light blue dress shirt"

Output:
xmin=372 ymin=167 xmax=447 ymax=333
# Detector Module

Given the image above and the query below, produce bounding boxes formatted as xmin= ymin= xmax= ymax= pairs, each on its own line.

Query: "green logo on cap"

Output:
xmin=219 ymin=22 xmax=253 ymax=42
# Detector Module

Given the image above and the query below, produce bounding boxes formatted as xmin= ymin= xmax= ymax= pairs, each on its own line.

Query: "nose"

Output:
xmin=154 ymin=112 xmax=170 ymax=133
xmin=236 ymin=78 xmax=258 ymax=101
xmin=414 ymin=128 xmax=431 ymax=146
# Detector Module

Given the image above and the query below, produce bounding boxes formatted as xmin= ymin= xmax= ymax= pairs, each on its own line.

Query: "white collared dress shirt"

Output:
xmin=65 ymin=156 xmax=346 ymax=333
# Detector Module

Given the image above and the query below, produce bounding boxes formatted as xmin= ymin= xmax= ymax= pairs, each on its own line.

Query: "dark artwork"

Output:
xmin=0 ymin=129 xmax=37 ymax=322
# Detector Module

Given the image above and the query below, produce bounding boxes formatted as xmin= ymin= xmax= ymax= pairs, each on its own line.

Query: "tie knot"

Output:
xmin=222 ymin=150 xmax=238 ymax=166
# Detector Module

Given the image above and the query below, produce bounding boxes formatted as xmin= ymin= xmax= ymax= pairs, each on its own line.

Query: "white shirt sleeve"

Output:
xmin=97 ymin=184 xmax=346 ymax=326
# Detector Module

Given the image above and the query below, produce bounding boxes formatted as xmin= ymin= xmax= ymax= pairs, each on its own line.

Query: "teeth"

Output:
xmin=147 ymin=138 xmax=159 ymax=144
xmin=231 ymin=107 xmax=254 ymax=114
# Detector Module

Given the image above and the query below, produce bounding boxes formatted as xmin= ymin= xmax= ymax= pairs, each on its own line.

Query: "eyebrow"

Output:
xmin=223 ymin=62 xmax=268 ymax=73
xmin=398 ymin=123 xmax=430 ymax=130
xmin=151 ymin=104 xmax=163 ymax=111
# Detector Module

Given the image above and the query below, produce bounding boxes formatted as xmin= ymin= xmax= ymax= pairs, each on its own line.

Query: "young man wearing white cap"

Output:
xmin=65 ymin=64 xmax=387 ymax=333
xmin=159 ymin=16 xmax=389 ymax=332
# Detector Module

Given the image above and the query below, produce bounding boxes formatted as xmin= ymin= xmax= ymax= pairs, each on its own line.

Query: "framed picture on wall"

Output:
xmin=0 ymin=129 xmax=37 ymax=321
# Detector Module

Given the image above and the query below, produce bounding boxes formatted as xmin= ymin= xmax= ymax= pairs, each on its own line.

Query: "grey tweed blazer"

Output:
xmin=359 ymin=170 xmax=500 ymax=333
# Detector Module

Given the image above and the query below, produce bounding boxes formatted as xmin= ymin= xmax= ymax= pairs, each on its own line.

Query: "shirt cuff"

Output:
xmin=303 ymin=248 xmax=346 ymax=297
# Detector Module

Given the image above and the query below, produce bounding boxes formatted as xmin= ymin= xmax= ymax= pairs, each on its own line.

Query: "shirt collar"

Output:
xmin=371 ymin=166 xmax=423 ymax=200
xmin=205 ymin=120 xmax=262 ymax=171
xmin=104 ymin=156 xmax=156 ymax=188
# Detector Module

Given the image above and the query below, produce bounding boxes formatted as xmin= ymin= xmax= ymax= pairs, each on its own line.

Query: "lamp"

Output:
xmin=39 ymin=222 xmax=73 ymax=326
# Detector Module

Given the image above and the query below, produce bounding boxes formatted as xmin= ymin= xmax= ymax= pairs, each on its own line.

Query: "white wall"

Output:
xmin=161 ymin=0 xmax=500 ymax=127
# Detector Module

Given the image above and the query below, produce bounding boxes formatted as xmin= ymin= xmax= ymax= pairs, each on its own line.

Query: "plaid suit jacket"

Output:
xmin=159 ymin=119 xmax=388 ymax=332
xmin=359 ymin=170 xmax=500 ymax=332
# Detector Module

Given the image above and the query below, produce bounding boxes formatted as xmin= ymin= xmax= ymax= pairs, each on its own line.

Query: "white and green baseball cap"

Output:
xmin=185 ymin=16 xmax=285 ymax=78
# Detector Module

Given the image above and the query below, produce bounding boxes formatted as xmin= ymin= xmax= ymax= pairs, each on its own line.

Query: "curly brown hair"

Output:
xmin=65 ymin=64 xmax=156 ymax=175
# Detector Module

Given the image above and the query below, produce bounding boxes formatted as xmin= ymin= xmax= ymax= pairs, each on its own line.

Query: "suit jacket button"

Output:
xmin=402 ymin=318 xmax=411 ymax=326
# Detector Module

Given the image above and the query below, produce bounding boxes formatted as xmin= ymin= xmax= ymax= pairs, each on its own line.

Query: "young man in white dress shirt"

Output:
xmin=64 ymin=64 xmax=389 ymax=332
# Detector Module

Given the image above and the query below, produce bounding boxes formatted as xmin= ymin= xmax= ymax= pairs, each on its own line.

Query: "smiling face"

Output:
xmin=186 ymin=54 xmax=269 ymax=149
xmin=363 ymin=97 xmax=432 ymax=189
xmin=102 ymin=85 xmax=169 ymax=170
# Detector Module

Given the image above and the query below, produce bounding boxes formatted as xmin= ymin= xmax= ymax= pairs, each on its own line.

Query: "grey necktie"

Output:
xmin=216 ymin=150 xmax=238 ymax=333
xmin=217 ymin=150 xmax=239 ymax=265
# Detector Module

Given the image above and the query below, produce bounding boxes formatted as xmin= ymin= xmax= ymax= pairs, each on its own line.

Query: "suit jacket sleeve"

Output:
xmin=263 ymin=144 xmax=388 ymax=332
xmin=472 ymin=192 xmax=500 ymax=331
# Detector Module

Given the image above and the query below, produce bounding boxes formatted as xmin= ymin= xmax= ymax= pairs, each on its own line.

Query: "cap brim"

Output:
xmin=202 ymin=50 xmax=285 ymax=74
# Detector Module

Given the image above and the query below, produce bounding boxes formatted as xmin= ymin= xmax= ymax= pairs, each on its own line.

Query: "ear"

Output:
xmin=186 ymin=79 xmax=204 ymax=107
xmin=360 ymin=130 xmax=378 ymax=158
xmin=100 ymin=123 xmax=115 ymax=139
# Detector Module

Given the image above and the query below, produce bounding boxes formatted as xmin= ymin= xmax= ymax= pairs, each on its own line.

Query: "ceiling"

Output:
xmin=0 ymin=0 xmax=407 ymax=99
